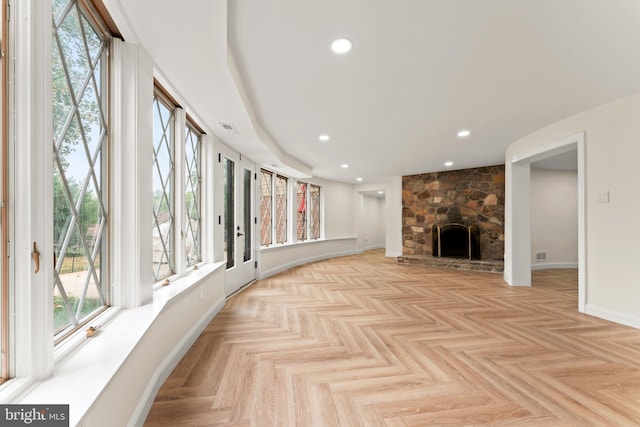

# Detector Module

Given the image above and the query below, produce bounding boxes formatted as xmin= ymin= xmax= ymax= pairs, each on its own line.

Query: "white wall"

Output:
xmin=360 ymin=195 xmax=386 ymax=250
xmin=506 ymin=92 xmax=640 ymax=327
xmin=321 ymin=180 xmax=356 ymax=239
xmin=355 ymin=176 xmax=403 ymax=257
xmin=530 ymin=168 xmax=578 ymax=269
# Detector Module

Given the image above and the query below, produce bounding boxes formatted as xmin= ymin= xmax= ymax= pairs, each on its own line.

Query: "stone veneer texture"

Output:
xmin=402 ymin=165 xmax=505 ymax=260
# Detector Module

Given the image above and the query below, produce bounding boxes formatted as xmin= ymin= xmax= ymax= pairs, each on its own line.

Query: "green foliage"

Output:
xmin=53 ymin=173 xmax=101 ymax=260
xmin=53 ymin=2 xmax=104 ymax=168
xmin=53 ymin=0 xmax=105 ymax=264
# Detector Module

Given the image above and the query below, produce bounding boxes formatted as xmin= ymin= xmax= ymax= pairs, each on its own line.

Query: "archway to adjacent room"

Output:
xmin=357 ymin=190 xmax=387 ymax=252
xmin=506 ymin=132 xmax=586 ymax=312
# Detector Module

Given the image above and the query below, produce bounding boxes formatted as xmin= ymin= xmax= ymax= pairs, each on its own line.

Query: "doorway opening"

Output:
xmin=506 ymin=132 xmax=585 ymax=312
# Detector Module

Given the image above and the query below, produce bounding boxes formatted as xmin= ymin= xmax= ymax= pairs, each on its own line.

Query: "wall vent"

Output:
xmin=536 ymin=251 xmax=547 ymax=262
xmin=219 ymin=122 xmax=238 ymax=135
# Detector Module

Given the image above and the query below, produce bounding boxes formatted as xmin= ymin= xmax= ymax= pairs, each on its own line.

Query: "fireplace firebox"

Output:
xmin=432 ymin=224 xmax=480 ymax=260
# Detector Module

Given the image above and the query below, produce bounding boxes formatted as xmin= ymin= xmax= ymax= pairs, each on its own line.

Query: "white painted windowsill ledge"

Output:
xmin=1 ymin=262 xmax=225 ymax=427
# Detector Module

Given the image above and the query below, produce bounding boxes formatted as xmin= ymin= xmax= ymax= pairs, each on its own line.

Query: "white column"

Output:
xmin=504 ymin=161 xmax=531 ymax=286
xmin=385 ymin=176 xmax=403 ymax=257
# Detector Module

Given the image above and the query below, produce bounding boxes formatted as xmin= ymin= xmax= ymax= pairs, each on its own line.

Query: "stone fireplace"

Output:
xmin=399 ymin=165 xmax=505 ymax=272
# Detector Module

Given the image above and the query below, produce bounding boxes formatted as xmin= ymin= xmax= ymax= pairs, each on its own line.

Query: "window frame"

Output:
xmin=274 ymin=174 xmax=288 ymax=244
xmin=184 ymin=118 xmax=202 ymax=267
xmin=296 ymin=181 xmax=308 ymax=242
xmin=51 ymin=0 xmax=112 ymax=343
xmin=260 ymin=170 xmax=323 ymax=248
xmin=0 ymin=0 xmax=8 ymax=382
xmin=259 ymin=169 xmax=273 ymax=246
xmin=151 ymin=85 xmax=177 ymax=282
xmin=308 ymin=184 xmax=321 ymax=240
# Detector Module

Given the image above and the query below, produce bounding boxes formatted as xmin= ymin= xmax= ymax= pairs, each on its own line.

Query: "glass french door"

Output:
xmin=222 ymin=149 xmax=256 ymax=296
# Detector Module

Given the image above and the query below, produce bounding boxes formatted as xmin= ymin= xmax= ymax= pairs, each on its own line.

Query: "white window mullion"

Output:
xmin=306 ymin=184 xmax=312 ymax=240
xmin=288 ymin=178 xmax=295 ymax=243
xmin=12 ymin=0 xmax=54 ymax=379
xmin=173 ymin=108 xmax=186 ymax=275
xmin=110 ymin=40 xmax=154 ymax=307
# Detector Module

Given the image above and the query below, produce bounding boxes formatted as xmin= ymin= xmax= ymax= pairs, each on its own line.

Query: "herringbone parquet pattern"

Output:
xmin=144 ymin=251 xmax=640 ymax=426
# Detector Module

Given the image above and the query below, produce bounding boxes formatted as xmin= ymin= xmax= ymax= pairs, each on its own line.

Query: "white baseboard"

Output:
xmin=585 ymin=304 xmax=640 ymax=330
xmin=129 ymin=295 xmax=226 ymax=427
xmin=531 ymin=262 xmax=578 ymax=271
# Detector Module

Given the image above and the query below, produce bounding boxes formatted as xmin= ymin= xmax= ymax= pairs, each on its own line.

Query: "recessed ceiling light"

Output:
xmin=356 ymin=177 xmax=363 ymax=182
xmin=341 ymin=164 xmax=349 ymax=169
xmin=378 ymin=191 xmax=384 ymax=195
xmin=318 ymin=134 xmax=330 ymax=142
xmin=444 ymin=161 xmax=454 ymax=167
xmin=457 ymin=129 xmax=471 ymax=138
xmin=331 ymin=38 xmax=352 ymax=54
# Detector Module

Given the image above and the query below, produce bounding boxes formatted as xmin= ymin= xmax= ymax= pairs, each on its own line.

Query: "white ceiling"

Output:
xmin=110 ymin=0 xmax=640 ymax=183
xmin=532 ymin=149 xmax=578 ymax=170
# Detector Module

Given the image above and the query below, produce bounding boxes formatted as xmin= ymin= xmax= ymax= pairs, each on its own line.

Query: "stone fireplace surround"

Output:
xmin=398 ymin=165 xmax=505 ymax=272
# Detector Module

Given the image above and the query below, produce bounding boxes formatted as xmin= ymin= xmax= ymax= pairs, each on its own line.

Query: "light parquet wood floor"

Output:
xmin=144 ymin=250 xmax=640 ymax=426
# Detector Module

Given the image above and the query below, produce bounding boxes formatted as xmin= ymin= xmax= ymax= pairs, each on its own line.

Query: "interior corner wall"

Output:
xmin=530 ymin=168 xmax=578 ymax=268
xmin=354 ymin=176 xmax=403 ymax=257
xmin=506 ymin=92 xmax=640 ymax=328
xmin=360 ymin=195 xmax=385 ymax=250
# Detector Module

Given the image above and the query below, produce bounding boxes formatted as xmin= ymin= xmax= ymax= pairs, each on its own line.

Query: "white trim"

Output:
xmin=586 ymin=305 xmax=640 ymax=330
xmin=11 ymin=0 xmax=54 ymax=380
xmin=506 ymin=132 xmax=586 ymax=310
xmin=531 ymin=263 xmax=579 ymax=271
xmin=127 ymin=295 xmax=225 ymax=427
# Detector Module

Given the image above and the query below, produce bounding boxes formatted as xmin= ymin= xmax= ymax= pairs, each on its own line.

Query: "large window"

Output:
xmin=260 ymin=169 xmax=272 ymax=246
xmin=296 ymin=182 xmax=307 ymax=241
xmin=275 ymin=175 xmax=288 ymax=244
xmin=309 ymin=184 xmax=321 ymax=239
xmin=152 ymin=91 xmax=176 ymax=281
xmin=184 ymin=122 xmax=202 ymax=267
xmin=296 ymin=182 xmax=321 ymax=241
xmin=261 ymin=170 xmax=321 ymax=246
xmin=52 ymin=0 xmax=110 ymax=338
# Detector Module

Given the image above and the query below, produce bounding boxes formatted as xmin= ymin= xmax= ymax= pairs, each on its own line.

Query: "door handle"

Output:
xmin=32 ymin=242 xmax=40 ymax=274
xmin=237 ymin=231 xmax=244 ymax=237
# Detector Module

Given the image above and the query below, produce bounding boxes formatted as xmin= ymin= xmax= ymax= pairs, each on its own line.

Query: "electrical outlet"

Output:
xmin=595 ymin=191 xmax=610 ymax=203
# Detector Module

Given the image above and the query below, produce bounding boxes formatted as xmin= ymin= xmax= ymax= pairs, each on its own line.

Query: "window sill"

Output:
xmin=2 ymin=261 xmax=225 ymax=426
